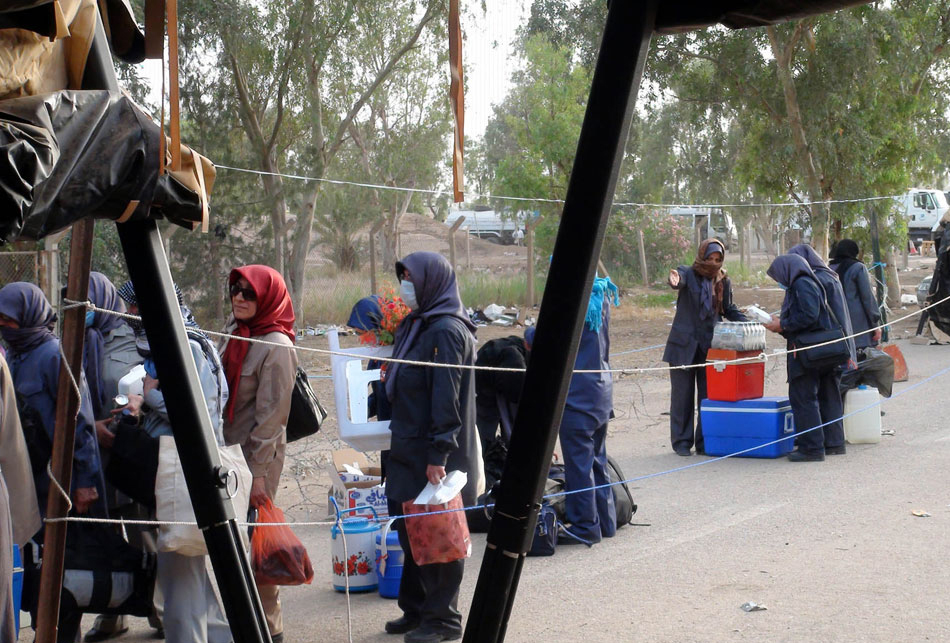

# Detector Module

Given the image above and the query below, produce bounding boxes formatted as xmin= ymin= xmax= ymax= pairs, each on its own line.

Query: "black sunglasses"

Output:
xmin=229 ymin=284 xmax=257 ymax=301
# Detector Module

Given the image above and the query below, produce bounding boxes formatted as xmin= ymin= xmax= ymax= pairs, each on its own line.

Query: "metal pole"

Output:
xmin=81 ymin=10 xmax=269 ymax=643
xmin=463 ymin=2 xmax=657 ymax=641
xmin=35 ymin=219 xmax=95 ymax=643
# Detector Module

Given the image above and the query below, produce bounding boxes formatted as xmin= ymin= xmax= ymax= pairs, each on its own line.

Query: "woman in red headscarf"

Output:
xmin=218 ymin=265 xmax=297 ymax=643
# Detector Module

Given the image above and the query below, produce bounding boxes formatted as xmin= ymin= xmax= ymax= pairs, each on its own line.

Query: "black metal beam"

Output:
xmin=83 ymin=11 xmax=270 ymax=643
xmin=463 ymin=2 xmax=658 ymax=641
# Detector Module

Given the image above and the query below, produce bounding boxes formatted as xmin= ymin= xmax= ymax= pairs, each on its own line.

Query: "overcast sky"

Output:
xmin=133 ymin=1 xmax=527 ymax=140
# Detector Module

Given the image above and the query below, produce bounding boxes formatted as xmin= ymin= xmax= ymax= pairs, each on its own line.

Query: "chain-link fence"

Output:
xmin=0 ymin=251 xmax=39 ymax=288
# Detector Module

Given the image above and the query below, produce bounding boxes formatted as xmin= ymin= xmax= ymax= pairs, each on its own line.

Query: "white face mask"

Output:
xmin=400 ymin=279 xmax=418 ymax=310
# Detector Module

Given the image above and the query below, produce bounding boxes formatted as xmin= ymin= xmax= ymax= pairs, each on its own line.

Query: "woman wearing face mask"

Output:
xmin=663 ymin=239 xmax=748 ymax=456
xmin=0 ymin=282 xmax=103 ymax=643
xmin=382 ymin=252 xmax=483 ymax=643
xmin=764 ymin=254 xmax=839 ymax=462
xmin=218 ymin=265 xmax=297 ymax=643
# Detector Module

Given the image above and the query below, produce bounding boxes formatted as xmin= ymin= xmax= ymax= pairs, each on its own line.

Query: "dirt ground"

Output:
xmin=73 ymin=255 xmax=950 ymax=643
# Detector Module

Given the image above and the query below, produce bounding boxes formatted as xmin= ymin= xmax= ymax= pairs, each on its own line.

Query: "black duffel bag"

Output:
xmin=286 ymin=367 xmax=328 ymax=442
xmin=23 ymin=522 xmax=156 ymax=617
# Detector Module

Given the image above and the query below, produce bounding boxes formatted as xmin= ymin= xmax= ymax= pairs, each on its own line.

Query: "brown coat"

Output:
xmin=219 ymin=331 xmax=297 ymax=498
xmin=0 ymin=352 xmax=41 ymax=545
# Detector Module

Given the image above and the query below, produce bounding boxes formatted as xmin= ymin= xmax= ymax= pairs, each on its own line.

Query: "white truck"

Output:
xmin=897 ymin=188 xmax=950 ymax=245
xmin=668 ymin=207 xmax=738 ymax=249
xmin=443 ymin=208 xmax=528 ymax=245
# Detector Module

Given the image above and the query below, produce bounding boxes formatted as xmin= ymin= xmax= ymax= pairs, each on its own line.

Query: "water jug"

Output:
xmin=843 ymin=385 xmax=882 ymax=444
xmin=331 ymin=507 xmax=380 ymax=593
xmin=376 ymin=519 xmax=404 ymax=599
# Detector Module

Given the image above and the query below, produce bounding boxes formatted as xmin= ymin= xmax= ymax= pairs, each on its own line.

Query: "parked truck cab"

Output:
xmin=899 ymin=188 xmax=950 ymax=246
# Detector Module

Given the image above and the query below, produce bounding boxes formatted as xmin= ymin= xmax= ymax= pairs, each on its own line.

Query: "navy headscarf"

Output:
xmin=385 ymin=252 xmax=476 ymax=400
xmin=0 ymin=282 xmax=57 ymax=354
xmin=84 ymin=272 xmax=127 ymax=416
xmin=830 ymin=239 xmax=861 ymax=280
xmin=767 ymin=254 xmax=820 ymax=317
xmin=347 ymin=296 xmax=382 ymax=331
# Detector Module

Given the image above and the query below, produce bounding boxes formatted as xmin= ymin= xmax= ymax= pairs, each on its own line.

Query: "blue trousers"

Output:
xmin=789 ymin=368 xmax=843 ymax=454
xmin=558 ymin=421 xmax=616 ymax=543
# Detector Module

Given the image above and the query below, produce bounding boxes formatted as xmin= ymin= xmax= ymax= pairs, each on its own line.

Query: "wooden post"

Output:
xmin=369 ymin=220 xmax=383 ymax=295
xmin=637 ymin=229 xmax=649 ymax=286
xmin=448 ymin=217 xmax=465 ymax=269
xmin=35 ymin=219 xmax=95 ymax=643
xmin=525 ymin=217 xmax=540 ymax=308
xmin=464 ymin=226 xmax=472 ymax=269
xmin=738 ymin=223 xmax=747 ymax=269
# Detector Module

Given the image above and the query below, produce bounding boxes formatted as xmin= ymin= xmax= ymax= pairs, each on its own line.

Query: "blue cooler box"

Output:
xmin=701 ymin=396 xmax=795 ymax=458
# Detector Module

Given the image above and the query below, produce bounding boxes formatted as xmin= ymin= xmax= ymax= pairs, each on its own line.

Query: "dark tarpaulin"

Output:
xmin=656 ymin=0 xmax=872 ymax=33
xmin=0 ymin=90 xmax=206 ymax=243
xmin=0 ymin=0 xmax=145 ymax=63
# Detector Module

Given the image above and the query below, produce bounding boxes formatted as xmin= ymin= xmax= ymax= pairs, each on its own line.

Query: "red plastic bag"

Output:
xmin=251 ymin=499 xmax=314 ymax=586
xmin=401 ymin=494 xmax=471 ymax=565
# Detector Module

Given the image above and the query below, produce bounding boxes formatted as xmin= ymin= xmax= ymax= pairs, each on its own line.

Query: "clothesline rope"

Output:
xmin=216 ymin=165 xmax=903 ymax=209
xmin=63 ymin=292 xmax=950 ymax=375
xmin=44 ymin=357 xmax=950 ymax=528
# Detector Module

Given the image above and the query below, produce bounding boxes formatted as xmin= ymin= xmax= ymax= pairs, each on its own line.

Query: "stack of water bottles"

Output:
xmin=711 ymin=321 xmax=767 ymax=352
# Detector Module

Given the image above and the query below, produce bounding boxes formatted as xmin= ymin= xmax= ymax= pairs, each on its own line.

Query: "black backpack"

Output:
xmin=607 ymin=455 xmax=637 ymax=527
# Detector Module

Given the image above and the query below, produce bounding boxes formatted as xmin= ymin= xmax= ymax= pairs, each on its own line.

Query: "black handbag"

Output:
xmin=794 ymin=285 xmax=850 ymax=370
xmin=285 ymin=367 xmax=327 ymax=442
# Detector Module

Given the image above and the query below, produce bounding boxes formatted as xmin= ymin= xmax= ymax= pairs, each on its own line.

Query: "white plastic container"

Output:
xmin=843 ymin=385 xmax=882 ymax=444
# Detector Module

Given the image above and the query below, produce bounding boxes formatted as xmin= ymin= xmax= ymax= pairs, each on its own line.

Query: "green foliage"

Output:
xmin=488 ymin=35 xmax=591 ymax=218
xmin=601 ymin=210 xmax=693 ymax=284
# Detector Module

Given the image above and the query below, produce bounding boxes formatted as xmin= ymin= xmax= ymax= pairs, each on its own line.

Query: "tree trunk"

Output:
xmin=768 ymin=24 xmax=830 ymax=256
xmin=885 ymin=248 xmax=901 ymax=308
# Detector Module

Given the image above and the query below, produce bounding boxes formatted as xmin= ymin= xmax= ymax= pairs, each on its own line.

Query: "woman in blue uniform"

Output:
xmin=765 ymin=254 xmax=839 ymax=462
xmin=556 ymin=275 xmax=619 ymax=544
xmin=787 ymin=244 xmax=852 ymax=455
xmin=663 ymin=239 xmax=747 ymax=456
xmin=0 ymin=282 xmax=103 ymax=642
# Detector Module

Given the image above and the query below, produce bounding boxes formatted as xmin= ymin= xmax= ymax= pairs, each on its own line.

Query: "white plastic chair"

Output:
xmin=328 ymin=330 xmax=392 ymax=452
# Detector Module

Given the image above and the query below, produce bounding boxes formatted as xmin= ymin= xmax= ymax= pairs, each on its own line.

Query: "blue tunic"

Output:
xmin=9 ymin=338 xmax=102 ymax=513
xmin=562 ymin=303 xmax=612 ymax=430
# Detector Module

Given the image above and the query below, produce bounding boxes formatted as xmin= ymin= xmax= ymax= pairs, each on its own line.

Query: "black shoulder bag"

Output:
xmin=793 ymin=282 xmax=850 ymax=370
xmin=285 ymin=367 xmax=327 ymax=443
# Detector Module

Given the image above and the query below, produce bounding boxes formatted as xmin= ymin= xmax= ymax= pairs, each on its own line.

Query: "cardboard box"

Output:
xmin=326 ymin=448 xmax=388 ymax=519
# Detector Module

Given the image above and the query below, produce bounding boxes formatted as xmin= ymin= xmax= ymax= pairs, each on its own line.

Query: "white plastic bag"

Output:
xmin=413 ymin=470 xmax=468 ymax=505
xmin=155 ymin=437 xmax=252 ymax=555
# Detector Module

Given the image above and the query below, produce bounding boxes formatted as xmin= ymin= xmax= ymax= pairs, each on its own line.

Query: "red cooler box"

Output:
xmin=700 ymin=397 xmax=795 ymax=458
xmin=705 ymin=348 xmax=764 ymax=402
